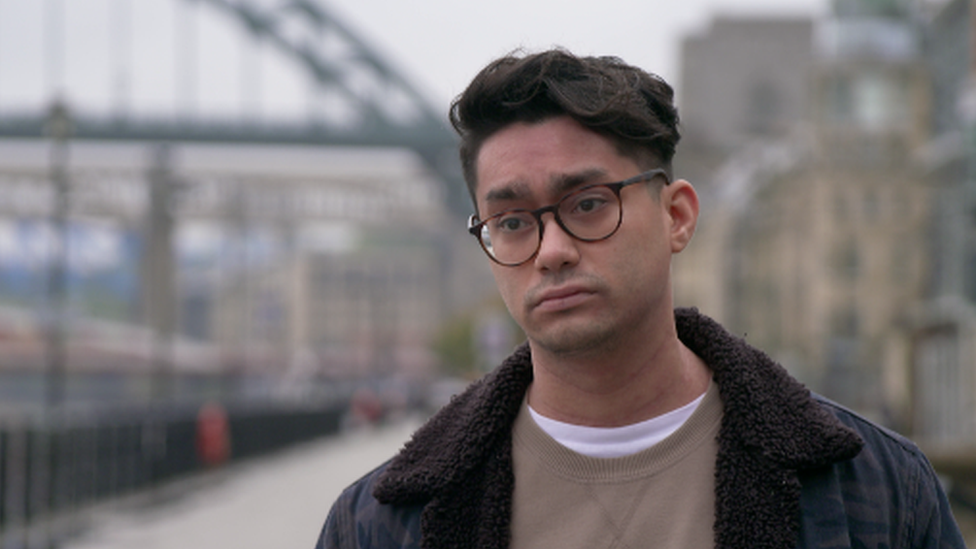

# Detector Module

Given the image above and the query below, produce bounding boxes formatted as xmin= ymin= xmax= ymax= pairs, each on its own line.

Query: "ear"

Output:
xmin=663 ymin=179 xmax=699 ymax=253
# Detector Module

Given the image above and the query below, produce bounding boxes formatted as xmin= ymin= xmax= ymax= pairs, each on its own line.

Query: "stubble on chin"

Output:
xmin=524 ymin=306 xmax=623 ymax=359
xmin=531 ymin=327 xmax=614 ymax=358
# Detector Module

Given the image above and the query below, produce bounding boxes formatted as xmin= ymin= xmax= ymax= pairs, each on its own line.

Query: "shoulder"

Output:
xmin=810 ymin=394 xmax=937 ymax=501
xmin=801 ymin=395 xmax=965 ymax=548
xmin=316 ymin=347 xmax=533 ymax=549
xmin=813 ymin=394 xmax=926 ymax=468
xmin=316 ymin=461 xmax=425 ymax=549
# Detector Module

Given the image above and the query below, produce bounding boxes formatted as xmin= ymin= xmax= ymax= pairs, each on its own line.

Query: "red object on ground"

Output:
xmin=350 ymin=388 xmax=385 ymax=425
xmin=196 ymin=402 xmax=232 ymax=467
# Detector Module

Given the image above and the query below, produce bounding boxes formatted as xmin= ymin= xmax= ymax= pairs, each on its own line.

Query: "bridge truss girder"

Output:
xmin=0 ymin=0 xmax=469 ymax=217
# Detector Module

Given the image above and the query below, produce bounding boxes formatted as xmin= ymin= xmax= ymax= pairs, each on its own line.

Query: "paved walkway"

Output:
xmin=50 ymin=414 xmax=976 ymax=549
xmin=60 ymin=418 xmax=423 ymax=549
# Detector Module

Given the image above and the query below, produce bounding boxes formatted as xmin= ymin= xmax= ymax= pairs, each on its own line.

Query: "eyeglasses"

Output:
xmin=467 ymin=169 xmax=670 ymax=266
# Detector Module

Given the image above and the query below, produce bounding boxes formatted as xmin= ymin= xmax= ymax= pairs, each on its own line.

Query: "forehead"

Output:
xmin=474 ymin=117 xmax=637 ymax=205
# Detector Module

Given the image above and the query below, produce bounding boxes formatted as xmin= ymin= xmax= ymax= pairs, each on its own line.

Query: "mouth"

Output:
xmin=530 ymin=285 xmax=596 ymax=313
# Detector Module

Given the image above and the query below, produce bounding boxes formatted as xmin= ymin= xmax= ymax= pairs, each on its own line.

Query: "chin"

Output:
xmin=530 ymin=324 xmax=616 ymax=356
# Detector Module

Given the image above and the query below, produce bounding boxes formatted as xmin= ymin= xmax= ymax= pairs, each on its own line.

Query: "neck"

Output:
xmin=527 ymin=322 xmax=710 ymax=428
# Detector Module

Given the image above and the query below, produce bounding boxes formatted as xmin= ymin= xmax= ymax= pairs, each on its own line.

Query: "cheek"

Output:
xmin=490 ymin=266 xmax=524 ymax=319
xmin=606 ymin=220 xmax=671 ymax=285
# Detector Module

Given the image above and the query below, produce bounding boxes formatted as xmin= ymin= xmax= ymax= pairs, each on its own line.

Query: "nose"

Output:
xmin=533 ymin=214 xmax=580 ymax=272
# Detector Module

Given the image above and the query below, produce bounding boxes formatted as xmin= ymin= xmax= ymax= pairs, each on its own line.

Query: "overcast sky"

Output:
xmin=0 ymin=0 xmax=829 ymax=120
xmin=328 ymin=0 xmax=829 ymax=105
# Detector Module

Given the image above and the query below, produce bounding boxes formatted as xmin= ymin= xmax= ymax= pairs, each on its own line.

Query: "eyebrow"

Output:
xmin=482 ymin=168 xmax=610 ymax=204
xmin=483 ymin=182 xmax=529 ymax=203
xmin=548 ymin=168 xmax=609 ymax=197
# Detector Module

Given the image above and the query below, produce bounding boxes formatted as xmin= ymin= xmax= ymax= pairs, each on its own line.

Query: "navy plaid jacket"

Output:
xmin=318 ymin=309 xmax=965 ymax=549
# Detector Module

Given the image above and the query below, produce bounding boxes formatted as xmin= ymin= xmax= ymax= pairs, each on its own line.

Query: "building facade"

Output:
xmin=675 ymin=1 xmax=936 ymax=428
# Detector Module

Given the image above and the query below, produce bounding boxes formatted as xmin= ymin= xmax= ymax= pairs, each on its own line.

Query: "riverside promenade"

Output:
xmin=60 ymin=418 xmax=424 ymax=549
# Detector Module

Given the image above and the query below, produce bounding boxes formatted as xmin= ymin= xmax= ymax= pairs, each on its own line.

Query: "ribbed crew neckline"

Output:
xmin=513 ymin=380 xmax=722 ymax=482
xmin=528 ymin=389 xmax=706 ymax=458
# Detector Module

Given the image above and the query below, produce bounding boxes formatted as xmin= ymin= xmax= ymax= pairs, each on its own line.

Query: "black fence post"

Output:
xmin=0 ymin=428 xmax=6 ymax=533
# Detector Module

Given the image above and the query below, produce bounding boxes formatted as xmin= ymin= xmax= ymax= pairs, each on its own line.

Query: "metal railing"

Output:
xmin=0 ymin=400 xmax=347 ymax=548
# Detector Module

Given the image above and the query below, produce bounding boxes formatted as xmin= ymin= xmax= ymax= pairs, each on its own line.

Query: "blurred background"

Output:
xmin=0 ymin=0 xmax=974 ymax=546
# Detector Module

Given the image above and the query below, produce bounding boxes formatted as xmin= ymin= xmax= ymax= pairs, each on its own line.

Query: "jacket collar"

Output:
xmin=373 ymin=341 xmax=531 ymax=503
xmin=674 ymin=308 xmax=863 ymax=469
xmin=373 ymin=308 xmax=863 ymax=547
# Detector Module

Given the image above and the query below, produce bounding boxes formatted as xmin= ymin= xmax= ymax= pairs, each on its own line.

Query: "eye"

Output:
xmin=575 ymin=197 xmax=606 ymax=213
xmin=564 ymin=188 xmax=613 ymax=216
xmin=490 ymin=212 xmax=534 ymax=234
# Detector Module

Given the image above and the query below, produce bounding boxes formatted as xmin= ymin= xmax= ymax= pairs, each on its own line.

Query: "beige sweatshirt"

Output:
xmin=510 ymin=381 xmax=722 ymax=549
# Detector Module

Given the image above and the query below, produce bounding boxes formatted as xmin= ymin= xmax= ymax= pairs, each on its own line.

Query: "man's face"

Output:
xmin=474 ymin=116 xmax=696 ymax=357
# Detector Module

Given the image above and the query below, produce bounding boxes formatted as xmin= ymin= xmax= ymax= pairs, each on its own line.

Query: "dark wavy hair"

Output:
xmin=449 ymin=49 xmax=681 ymax=206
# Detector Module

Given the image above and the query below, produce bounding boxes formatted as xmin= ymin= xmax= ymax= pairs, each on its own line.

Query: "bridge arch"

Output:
xmin=0 ymin=0 xmax=466 ymax=216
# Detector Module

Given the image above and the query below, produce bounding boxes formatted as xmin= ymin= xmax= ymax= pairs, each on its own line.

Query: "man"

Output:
xmin=317 ymin=49 xmax=964 ymax=548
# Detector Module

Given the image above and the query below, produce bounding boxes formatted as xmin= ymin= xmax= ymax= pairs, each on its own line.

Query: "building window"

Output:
xmin=824 ymin=71 xmax=908 ymax=131
xmin=863 ymin=188 xmax=879 ymax=222
xmin=853 ymin=72 xmax=905 ymax=131
xmin=746 ymin=80 xmax=782 ymax=136
xmin=836 ymin=241 xmax=860 ymax=280
xmin=826 ymin=74 xmax=854 ymax=122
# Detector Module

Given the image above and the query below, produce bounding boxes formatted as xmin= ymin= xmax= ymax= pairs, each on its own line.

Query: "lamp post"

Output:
xmin=45 ymin=98 xmax=72 ymax=416
xmin=145 ymin=144 xmax=179 ymax=404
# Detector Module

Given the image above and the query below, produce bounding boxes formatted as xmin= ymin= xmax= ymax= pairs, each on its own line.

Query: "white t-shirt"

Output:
xmin=527 ymin=389 xmax=707 ymax=458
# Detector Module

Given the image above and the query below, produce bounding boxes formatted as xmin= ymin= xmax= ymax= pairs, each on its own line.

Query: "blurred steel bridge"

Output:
xmin=0 ymin=0 xmax=467 ymax=397
xmin=0 ymin=2 xmax=465 ymax=544
xmin=0 ymin=0 xmax=466 ymax=216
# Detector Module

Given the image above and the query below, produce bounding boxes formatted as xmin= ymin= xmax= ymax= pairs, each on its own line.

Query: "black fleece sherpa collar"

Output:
xmin=374 ymin=308 xmax=863 ymax=549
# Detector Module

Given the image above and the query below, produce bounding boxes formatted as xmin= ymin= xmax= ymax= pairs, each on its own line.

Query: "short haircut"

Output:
xmin=449 ymin=48 xmax=681 ymax=206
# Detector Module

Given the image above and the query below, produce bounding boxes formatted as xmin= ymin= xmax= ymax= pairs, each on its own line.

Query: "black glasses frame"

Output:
xmin=467 ymin=168 xmax=670 ymax=266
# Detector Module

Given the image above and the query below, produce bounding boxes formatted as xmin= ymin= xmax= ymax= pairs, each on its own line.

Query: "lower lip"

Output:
xmin=534 ymin=291 xmax=593 ymax=313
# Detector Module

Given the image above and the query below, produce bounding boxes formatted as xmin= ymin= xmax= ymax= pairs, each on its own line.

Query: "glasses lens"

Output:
xmin=482 ymin=210 xmax=538 ymax=265
xmin=558 ymin=185 xmax=622 ymax=241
